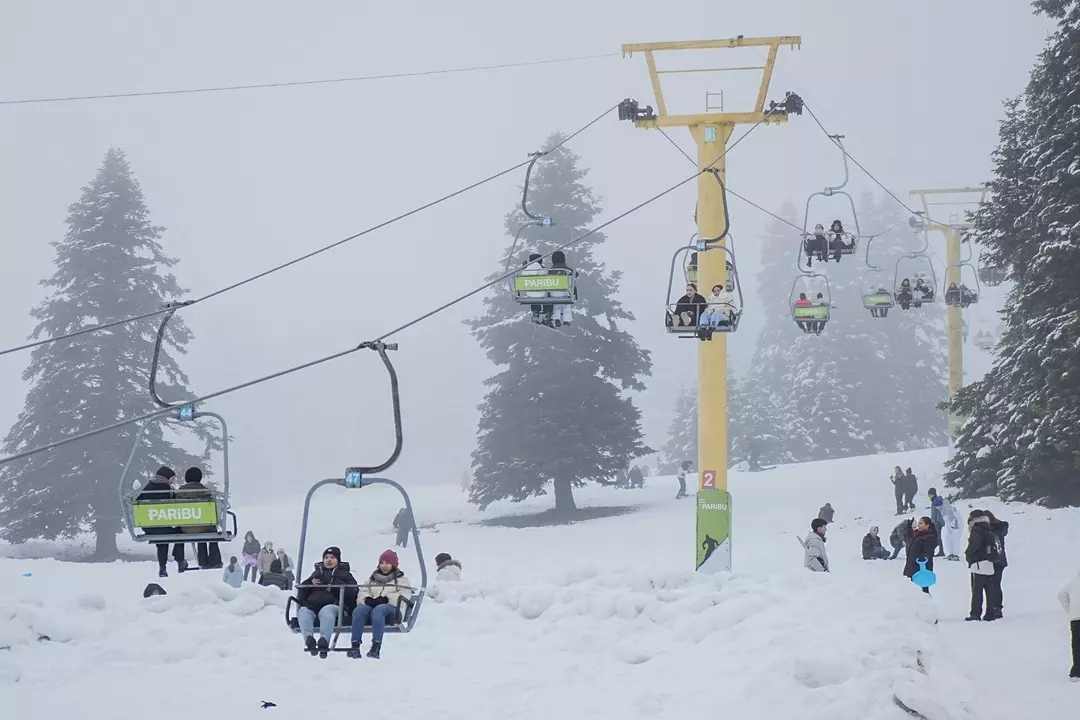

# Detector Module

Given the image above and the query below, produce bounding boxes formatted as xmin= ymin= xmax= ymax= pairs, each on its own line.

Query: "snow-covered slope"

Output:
xmin=3 ymin=447 xmax=1077 ymax=719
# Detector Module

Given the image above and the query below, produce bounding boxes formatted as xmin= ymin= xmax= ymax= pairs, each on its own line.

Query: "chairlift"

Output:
xmin=789 ymin=274 xmax=832 ymax=335
xmin=665 ymin=238 xmax=743 ymax=342
xmin=801 ymin=135 xmax=861 ymax=265
xmin=285 ymin=342 xmax=428 ymax=651
xmin=977 ymin=252 xmax=1007 ymax=287
xmin=973 ymin=330 xmax=995 ymax=351
xmin=944 ymin=239 xmax=981 ymax=308
xmin=893 ymin=227 xmax=938 ymax=310
xmin=860 ymin=235 xmax=893 ymax=318
xmin=118 ymin=303 xmax=236 ymax=546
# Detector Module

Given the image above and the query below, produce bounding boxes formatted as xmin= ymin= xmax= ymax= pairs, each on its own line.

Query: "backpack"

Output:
xmin=986 ymin=532 xmax=1004 ymax=564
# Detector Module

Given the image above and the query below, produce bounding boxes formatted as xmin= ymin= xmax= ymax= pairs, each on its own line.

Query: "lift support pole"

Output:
xmin=910 ymin=188 xmax=987 ymax=453
xmin=622 ymin=36 xmax=800 ymax=571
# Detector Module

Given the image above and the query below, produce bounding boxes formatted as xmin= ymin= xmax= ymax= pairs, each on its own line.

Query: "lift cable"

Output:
xmin=0 ymin=103 xmax=618 ymax=360
xmin=0 ymin=53 xmax=620 ymax=106
xmin=0 ymin=108 xmax=776 ymax=468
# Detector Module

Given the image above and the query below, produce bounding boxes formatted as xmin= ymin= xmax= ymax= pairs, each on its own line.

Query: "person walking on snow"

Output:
xmin=393 ymin=507 xmax=414 ymax=548
xmin=435 ymin=553 xmax=462 ymax=581
xmin=818 ymin=503 xmax=835 ymax=523
xmin=803 ymin=518 xmax=829 ymax=572
xmin=1057 ymin=568 xmax=1080 ymax=681
xmin=862 ymin=526 xmax=890 ymax=560
xmin=891 ymin=466 xmax=905 ymax=515
xmin=676 ymin=460 xmax=691 ymax=499
xmin=257 ymin=541 xmax=276 ymax=582
xmin=904 ymin=516 xmax=938 ymax=594
xmin=241 ymin=531 xmax=260 ymax=582
xmin=222 ymin=556 xmax=244 ymax=588
xmin=902 ymin=468 xmax=919 ymax=512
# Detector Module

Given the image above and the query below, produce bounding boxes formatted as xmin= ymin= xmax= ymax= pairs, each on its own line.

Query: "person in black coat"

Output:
xmin=259 ymin=559 xmax=290 ymax=591
xmin=297 ymin=547 xmax=359 ymax=656
xmin=862 ymin=526 xmax=890 ymax=560
xmin=902 ymin=468 xmax=919 ymax=511
xmin=140 ymin=466 xmax=187 ymax=577
xmin=393 ymin=507 xmax=414 ymax=548
xmin=670 ymin=283 xmax=708 ymax=328
xmin=965 ymin=510 xmax=1000 ymax=621
xmin=983 ymin=510 xmax=1010 ymax=619
xmin=177 ymin=467 xmax=222 ymax=569
xmin=904 ymin=517 xmax=938 ymax=593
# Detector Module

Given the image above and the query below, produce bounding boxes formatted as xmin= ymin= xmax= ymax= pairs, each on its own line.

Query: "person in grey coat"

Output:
xmin=804 ymin=518 xmax=830 ymax=572
xmin=818 ymin=503 xmax=835 ymax=523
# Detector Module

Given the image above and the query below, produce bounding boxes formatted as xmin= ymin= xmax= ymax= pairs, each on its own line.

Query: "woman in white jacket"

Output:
xmin=435 ymin=552 xmax=462 ymax=581
xmin=348 ymin=549 xmax=412 ymax=660
xmin=1057 ymin=568 xmax=1080 ymax=680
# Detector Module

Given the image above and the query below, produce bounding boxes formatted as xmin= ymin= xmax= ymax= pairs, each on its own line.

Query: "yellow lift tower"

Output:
xmin=909 ymin=187 xmax=988 ymax=451
xmin=620 ymin=36 xmax=801 ymax=572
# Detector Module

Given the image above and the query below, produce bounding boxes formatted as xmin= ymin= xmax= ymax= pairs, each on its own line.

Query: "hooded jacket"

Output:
xmin=436 ymin=559 xmax=463 ymax=582
xmin=257 ymin=543 xmax=276 ymax=574
xmin=242 ymin=533 xmax=260 ymax=557
xmin=1058 ymin=570 xmax=1080 ymax=622
xmin=904 ymin=526 xmax=938 ymax=578
xmin=803 ymin=532 xmax=829 ymax=572
xmin=988 ymin=518 xmax=1010 ymax=568
xmin=298 ymin=562 xmax=358 ymax=613
xmin=222 ymin=563 xmax=244 ymax=588
xmin=862 ymin=532 xmax=884 ymax=560
xmin=965 ymin=515 xmax=996 ymax=566
xmin=818 ymin=504 xmax=835 ymax=523
xmin=138 ymin=474 xmax=174 ymax=502
xmin=362 ymin=567 xmax=413 ymax=609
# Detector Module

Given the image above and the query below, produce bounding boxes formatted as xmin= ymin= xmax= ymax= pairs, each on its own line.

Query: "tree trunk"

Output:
xmin=91 ymin=514 xmax=120 ymax=562
xmin=553 ymin=475 xmax=577 ymax=515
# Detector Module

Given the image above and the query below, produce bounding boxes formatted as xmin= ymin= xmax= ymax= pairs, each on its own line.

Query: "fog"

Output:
xmin=0 ymin=1 xmax=1051 ymax=505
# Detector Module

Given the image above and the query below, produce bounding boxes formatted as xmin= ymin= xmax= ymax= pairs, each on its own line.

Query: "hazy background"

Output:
xmin=0 ymin=1 xmax=1051 ymax=505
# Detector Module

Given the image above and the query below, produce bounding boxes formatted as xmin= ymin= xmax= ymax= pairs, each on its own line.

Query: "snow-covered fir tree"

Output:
xmin=0 ymin=149 xmax=218 ymax=558
xmin=946 ymin=0 xmax=1080 ymax=507
xmin=658 ymin=385 xmax=696 ymax=475
xmin=467 ymin=136 xmax=652 ymax=514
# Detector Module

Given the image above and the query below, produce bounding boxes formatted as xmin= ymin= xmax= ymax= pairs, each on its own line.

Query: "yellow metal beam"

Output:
xmin=656 ymin=66 xmax=767 ymax=74
xmin=910 ymin=187 xmax=986 ymax=196
xmin=644 ymin=51 xmax=667 ymax=117
xmin=634 ymin=112 xmax=789 ymax=129
xmin=756 ymin=44 xmax=779 ymax=112
xmin=622 ymin=36 xmax=801 ymax=54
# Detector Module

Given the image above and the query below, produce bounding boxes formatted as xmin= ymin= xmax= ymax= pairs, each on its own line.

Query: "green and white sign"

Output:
xmin=133 ymin=501 xmax=218 ymax=528
xmin=793 ymin=305 xmax=829 ymax=319
xmin=696 ymin=490 xmax=732 ymax=573
xmin=514 ymin=274 xmax=570 ymax=292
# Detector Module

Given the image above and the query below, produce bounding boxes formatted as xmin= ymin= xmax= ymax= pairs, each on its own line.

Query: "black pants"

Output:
xmin=991 ymin=565 xmax=1005 ymax=612
xmin=197 ymin=542 xmax=222 ymax=568
xmin=1071 ymin=620 xmax=1080 ymax=678
xmin=902 ymin=490 xmax=915 ymax=510
xmin=894 ymin=488 xmax=905 ymax=514
xmin=676 ymin=477 xmax=687 ymax=498
xmin=970 ymin=573 xmax=993 ymax=617
xmin=156 ymin=543 xmax=185 ymax=569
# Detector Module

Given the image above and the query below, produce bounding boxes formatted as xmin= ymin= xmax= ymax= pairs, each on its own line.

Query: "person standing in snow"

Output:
xmin=435 ymin=552 xmax=462 ymax=581
xmin=927 ymin=489 xmax=947 ymax=558
xmin=297 ymin=546 xmax=358 ymax=658
xmin=276 ymin=548 xmax=295 ymax=590
xmin=904 ymin=517 xmax=938 ymax=594
xmin=891 ymin=466 xmax=906 ymax=515
xmin=241 ymin=531 xmax=260 ymax=582
xmin=862 ymin=526 xmax=890 ymax=560
xmin=1057 ymin=568 xmax=1080 ymax=681
xmin=259 ymin=559 xmax=290 ymax=591
xmin=628 ymin=465 xmax=645 ymax=489
xmin=936 ymin=494 xmax=962 ymax=561
xmin=393 ymin=507 xmax=414 ymax=548
xmin=349 ymin=550 xmax=413 ymax=659
xmin=889 ymin=518 xmax=913 ymax=560
xmin=965 ymin=510 xmax=1001 ymax=621
xmin=803 ymin=518 xmax=829 ymax=572
xmin=222 ymin=556 xmax=244 ymax=588
xmin=257 ymin=541 xmax=276 ymax=582
xmin=818 ymin=503 xmax=835 ymax=523
xmin=676 ymin=460 xmax=692 ymax=499
xmin=902 ymin=468 xmax=918 ymax=512
xmin=984 ymin=510 xmax=1009 ymax=619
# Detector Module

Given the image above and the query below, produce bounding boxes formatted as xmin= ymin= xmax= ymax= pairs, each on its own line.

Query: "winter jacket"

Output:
xmin=277 ymin=552 xmax=294 ymax=577
xmin=904 ymin=527 xmax=938 ymax=578
xmin=393 ymin=509 xmax=414 ymax=532
xmin=222 ymin=565 xmax=244 ymax=588
xmin=362 ymin=568 xmax=413 ymax=611
xmin=138 ymin=475 xmax=173 ymax=502
xmin=929 ymin=497 xmax=945 ymax=531
xmin=1058 ymin=570 xmax=1080 ymax=622
xmin=436 ymin=559 xmax=462 ymax=582
xmin=242 ymin=534 xmax=260 ymax=557
xmin=988 ymin=519 xmax=1010 ymax=568
xmin=818 ymin=504 xmax=835 ymax=523
xmin=890 ymin=519 xmax=914 ymax=546
xmin=257 ymin=546 xmax=276 ymax=574
xmin=940 ymin=500 xmax=960 ymax=530
xmin=903 ymin=471 xmax=918 ymax=496
xmin=862 ymin=533 xmax=884 ymax=560
xmin=259 ymin=572 xmax=289 ymax=591
xmin=803 ymin=532 xmax=829 ymax=572
xmin=965 ymin=516 xmax=996 ymax=566
xmin=297 ymin=562 xmax=358 ymax=613
xmin=673 ymin=293 xmax=707 ymax=324
xmin=175 ymin=481 xmax=216 ymax=533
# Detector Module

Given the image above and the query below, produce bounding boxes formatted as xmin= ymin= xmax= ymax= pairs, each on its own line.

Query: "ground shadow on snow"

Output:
xmin=477 ymin=505 xmax=637 ymax=528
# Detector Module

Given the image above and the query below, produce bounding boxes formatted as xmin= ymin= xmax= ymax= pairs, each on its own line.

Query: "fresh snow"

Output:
xmin=2 ymin=447 xmax=1078 ymax=719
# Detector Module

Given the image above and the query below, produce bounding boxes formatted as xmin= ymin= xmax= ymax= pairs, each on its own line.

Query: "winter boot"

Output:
xmin=158 ymin=566 xmax=168 ymax=578
xmin=317 ymin=637 xmax=329 ymax=659
xmin=366 ymin=641 xmax=382 ymax=659
xmin=177 ymin=559 xmax=189 ymax=573
xmin=347 ymin=641 xmax=362 ymax=659
xmin=305 ymin=636 xmax=318 ymax=656
xmin=964 ymin=615 xmax=981 ymax=622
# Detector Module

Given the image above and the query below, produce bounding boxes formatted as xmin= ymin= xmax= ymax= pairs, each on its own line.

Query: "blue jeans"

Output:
xmin=889 ymin=537 xmax=904 ymax=560
xmin=298 ymin=604 xmax=340 ymax=640
xmin=351 ymin=603 xmax=397 ymax=644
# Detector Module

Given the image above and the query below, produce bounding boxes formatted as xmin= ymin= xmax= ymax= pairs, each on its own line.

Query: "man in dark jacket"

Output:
xmin=393 ymin=507 xmax=414 ymax=548
xmin=904 ymin=517 xmax=938 ymax=593
xmin=259 ymin=559 xmax=290 ymax=591
xmin=862 ymin=526 xmax=890 ymax=559
xmin=984 ymin=510 xmax=1009 ymax=620
xmin=177 ymin=467 xmax=222 ymax=569
xmin=965 ymin=510 xmax=1000 ymax=621
xmin=140 ymin=466 xmax=187 ymax=578
xmin=297 ymin=546 xmax=358 ymax=657
xmin=902 ymin=468 xmax=919 ymax=511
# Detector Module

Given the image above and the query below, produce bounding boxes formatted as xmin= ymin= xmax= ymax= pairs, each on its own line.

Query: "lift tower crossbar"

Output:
xmin=621 ymin=35 xmax=801 ymax=572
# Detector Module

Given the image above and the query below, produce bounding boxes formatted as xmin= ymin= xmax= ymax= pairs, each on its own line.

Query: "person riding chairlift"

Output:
xmin=702 ymin=284 xmax=736 ymax=328
xmin=805 ymin=224 xmax=828 ymax=266
xmin=793 ymin=292 xmax=813 ymax=333
xmin=870 ymin=285 xmax=891 ymax=318
xmin=670 ymin=282 xmax=707 ymax=328
xmin=896 ymin=278 xmax=913 ymax=310
xmin=913 ymin=277 xmax=934 ymax=307
xmin=828 ymin=220 xmax=849 ymax=261
xmin=959 ymin=284 xmax=976 ymax=308
xmin=946 ymin=282 xmax=961 ymax=306
xmin=520 ymin=253 xmax=554 ymax=326
xmin=548 ymin=251 xmax=577 ymax=328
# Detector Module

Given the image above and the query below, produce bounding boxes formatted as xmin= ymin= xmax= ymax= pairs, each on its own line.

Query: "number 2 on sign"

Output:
xmin=701 ymin=470 xmax=716 ymax=490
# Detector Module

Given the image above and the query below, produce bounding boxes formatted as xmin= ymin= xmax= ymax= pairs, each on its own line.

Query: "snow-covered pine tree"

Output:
xmin=467 ymin=136 xmax=652 ymax=514
xmin=946 ymin=0 xmax=1080 ymax=507
xmin=0 ymin=149 xmax=218 ymax=559
xmin=658 ymin=385 xmax=696 ymax=475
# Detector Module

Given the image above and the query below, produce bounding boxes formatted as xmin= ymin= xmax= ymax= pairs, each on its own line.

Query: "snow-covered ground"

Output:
xmin=3 ymin=447 xmax=1077 ymax=719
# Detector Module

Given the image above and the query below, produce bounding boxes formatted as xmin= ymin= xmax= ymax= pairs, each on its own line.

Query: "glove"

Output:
xmin=363 ymin=597 xmax=376 ymax=607
xmin=375 ymin=596 xmax=390 ymax=606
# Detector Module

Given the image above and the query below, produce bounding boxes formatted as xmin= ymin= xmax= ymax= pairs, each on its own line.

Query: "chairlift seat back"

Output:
xmin=512 ymin=271 xmax=575 ymax=305
xmin=793 ymin=305 xmax=829 ymax=319
xmin=861 ymin=292 xmax=893 ymax=308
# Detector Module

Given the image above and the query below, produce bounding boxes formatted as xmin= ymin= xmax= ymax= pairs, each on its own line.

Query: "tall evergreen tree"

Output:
xmin=946 ymin=0 xmax=1080 ymax=507
xmin=0 ymin=149 xmax=217 ymax=558
xmin=467 ymin=136 xmax=652 ymax=514
xmin=658 ymin=386 xmax=696 ymax=475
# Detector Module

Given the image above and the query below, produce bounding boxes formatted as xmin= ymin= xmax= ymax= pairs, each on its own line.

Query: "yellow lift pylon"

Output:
xmin=620 ymin=36 xmax=801 ymax=572
xmin=909 ymin=187 xmax=988 ymax=452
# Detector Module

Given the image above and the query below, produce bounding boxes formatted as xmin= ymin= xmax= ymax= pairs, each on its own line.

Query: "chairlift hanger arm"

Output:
xmin=352 ymin=341 xmax=403 ymax=475
xmin=521 ymin=153 xmax=554 ymax=225
xmin=148 ymin=301 xmax=196 ymax=409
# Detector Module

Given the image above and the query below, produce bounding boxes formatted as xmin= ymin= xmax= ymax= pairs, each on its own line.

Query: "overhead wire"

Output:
xmin=0 ymin=103 xmax=619 ymax=359
xmin=0 ymin=53 xmax=620 ymax=106
xmin=0 ymin=107 xmax=779 ymax=467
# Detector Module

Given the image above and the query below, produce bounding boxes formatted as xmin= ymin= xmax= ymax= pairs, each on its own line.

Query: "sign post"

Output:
xmin=696 ymin=469 xmax=732 ymax=572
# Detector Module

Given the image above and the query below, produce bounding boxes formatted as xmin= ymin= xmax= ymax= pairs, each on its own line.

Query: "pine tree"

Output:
xmin=0 ymin=149 xmax=218 ymax=558
xmin=658 ymin=386 xmax=697 ymax=475
xmin=467 ymin=136 xmax=652 ymax=514
xmin=946 ymin=0 xmax=1080 ymax=507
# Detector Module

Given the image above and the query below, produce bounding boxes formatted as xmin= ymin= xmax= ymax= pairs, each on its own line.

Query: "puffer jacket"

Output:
xmin=436 ymin=559 xmax=462 ymax=582
xmin=257 ymin=544 xmax=276 ymax=574
xmin=1058 ymin=570 xmax=1080 ymax=622
xmin=362 ymin=568 xmax=413 ymax=610
xmin=989 ymin=519 xmax=1010 ymax=568
xmin=904 ymin=527 xmax=938 ymax=578
xmin=862 ymin=532 xmax=883 ymax=560
xmin=297 ymin=562 xmax=358 ymax=613
xmin=259 ymin=572 xmax=289 ymax=591
xmin=965 ymin=516 xmax=996 ymax=566
xmin=803 ymin=532 xmax=829 ymax=572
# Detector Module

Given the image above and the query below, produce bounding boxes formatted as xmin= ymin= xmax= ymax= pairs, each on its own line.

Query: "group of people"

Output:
xmin=139 ymin=465 xmax=223 ymax=576
xmin=293 ymin=547 xmax=462 ymax=659
xmin=668 ymin=282 xmax=739 ymax=339
xmin=895 ymin=277 xmax=935 ymax=310
xmin=891 ymin=466 xmax=920 ymax=515
xmin=519 ymin=251 xmax=577 ymax=328
xmin=803 ymin=220 xmax=855 ymax=265
xmin=220 ymin=533 xmax=295 ymax=590
xmin=792 ymin=292 xmax=829 ymax=334
xmin=944 ymin=282 xmax=978 ymax=308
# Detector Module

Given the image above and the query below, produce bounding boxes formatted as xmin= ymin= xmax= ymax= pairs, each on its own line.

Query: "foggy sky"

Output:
xmin=0 ymin=1 xmax=1051 ymax=506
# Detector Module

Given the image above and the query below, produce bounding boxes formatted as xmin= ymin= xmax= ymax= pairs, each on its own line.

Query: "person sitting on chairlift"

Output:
xmin=140 ymin=465 xmax=188 ymax=577
xmin=805 ymin=224 xmax=828 ymax=266
xmin=959 ymin=284 xmax=976 ymax=308
xmin=548 ymin=251 xmax=577 ymax=328
xmin=793 ymin=292 xmax=813 ymax=333
xmin=810 ymin=293 xmax=828 ymax=335
xmin=913 ymin=277 xmax=934 ymax=307
xmin=520 ymin=253 xmax=554 ymax=326
xmin=828 ymin=220 xmax=848 ymax=261
xmin=896 ymin=278 xmax=913 ymax=310
xmin=946 ymin=282 xmax=961 ymax=306
xmin=297 ymin=546 xmax=358 ymax=658
xmin=702 ymin=284 xmax=736 ymax=328
xmin=349 ymin=549 xmax=413 ymax=660
xmin=670 ymin=282 xmax=707 ymax=328
xmin=870 ymin=286 xmax=891 ymax=318
xmin=176 ymin=467 xmax=222 ymax=569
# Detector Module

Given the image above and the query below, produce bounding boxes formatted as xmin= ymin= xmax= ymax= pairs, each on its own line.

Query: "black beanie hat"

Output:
xmin=156 ymin=466 xmax=176 ymax=480
xmin=184 ymin=467 xmax=203 ymax=484
xmin=269 ymin=559 xmax=282 ymax=574
xmin=811 ymin=518 xmax=828 ymax=532
xmin=143 ymin=583 xmax=167 ymax=598
xmin=323 ymin=546 xmax=341 ymax=562
xmin=435 ymin=553 xmax=451 ymax=565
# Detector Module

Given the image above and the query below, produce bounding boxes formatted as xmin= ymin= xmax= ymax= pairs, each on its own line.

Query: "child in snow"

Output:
xmin=435 ymin=553 xmax=462 ymax=581
xmin=222 ymin=556 xmax=244 ymax=588
xmin=257 ymin=541 xmax=276 ymax=582
xmin=349 ymin=550 xmax=413 ymax=659
xmin=862 ymin=526 xmax=890 ymax=560
xmin=803 ymin=518 xmax=829 ymax=572
xmin=676 ymin=461 xmax=691 ymax=499
xmin=1057 ymin=568 xmax=1080 ymax=681
xmin=241 ymin=531 xmax=260 ymax=582
xmin=297 ymin=546 xmax=358 ymax=658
